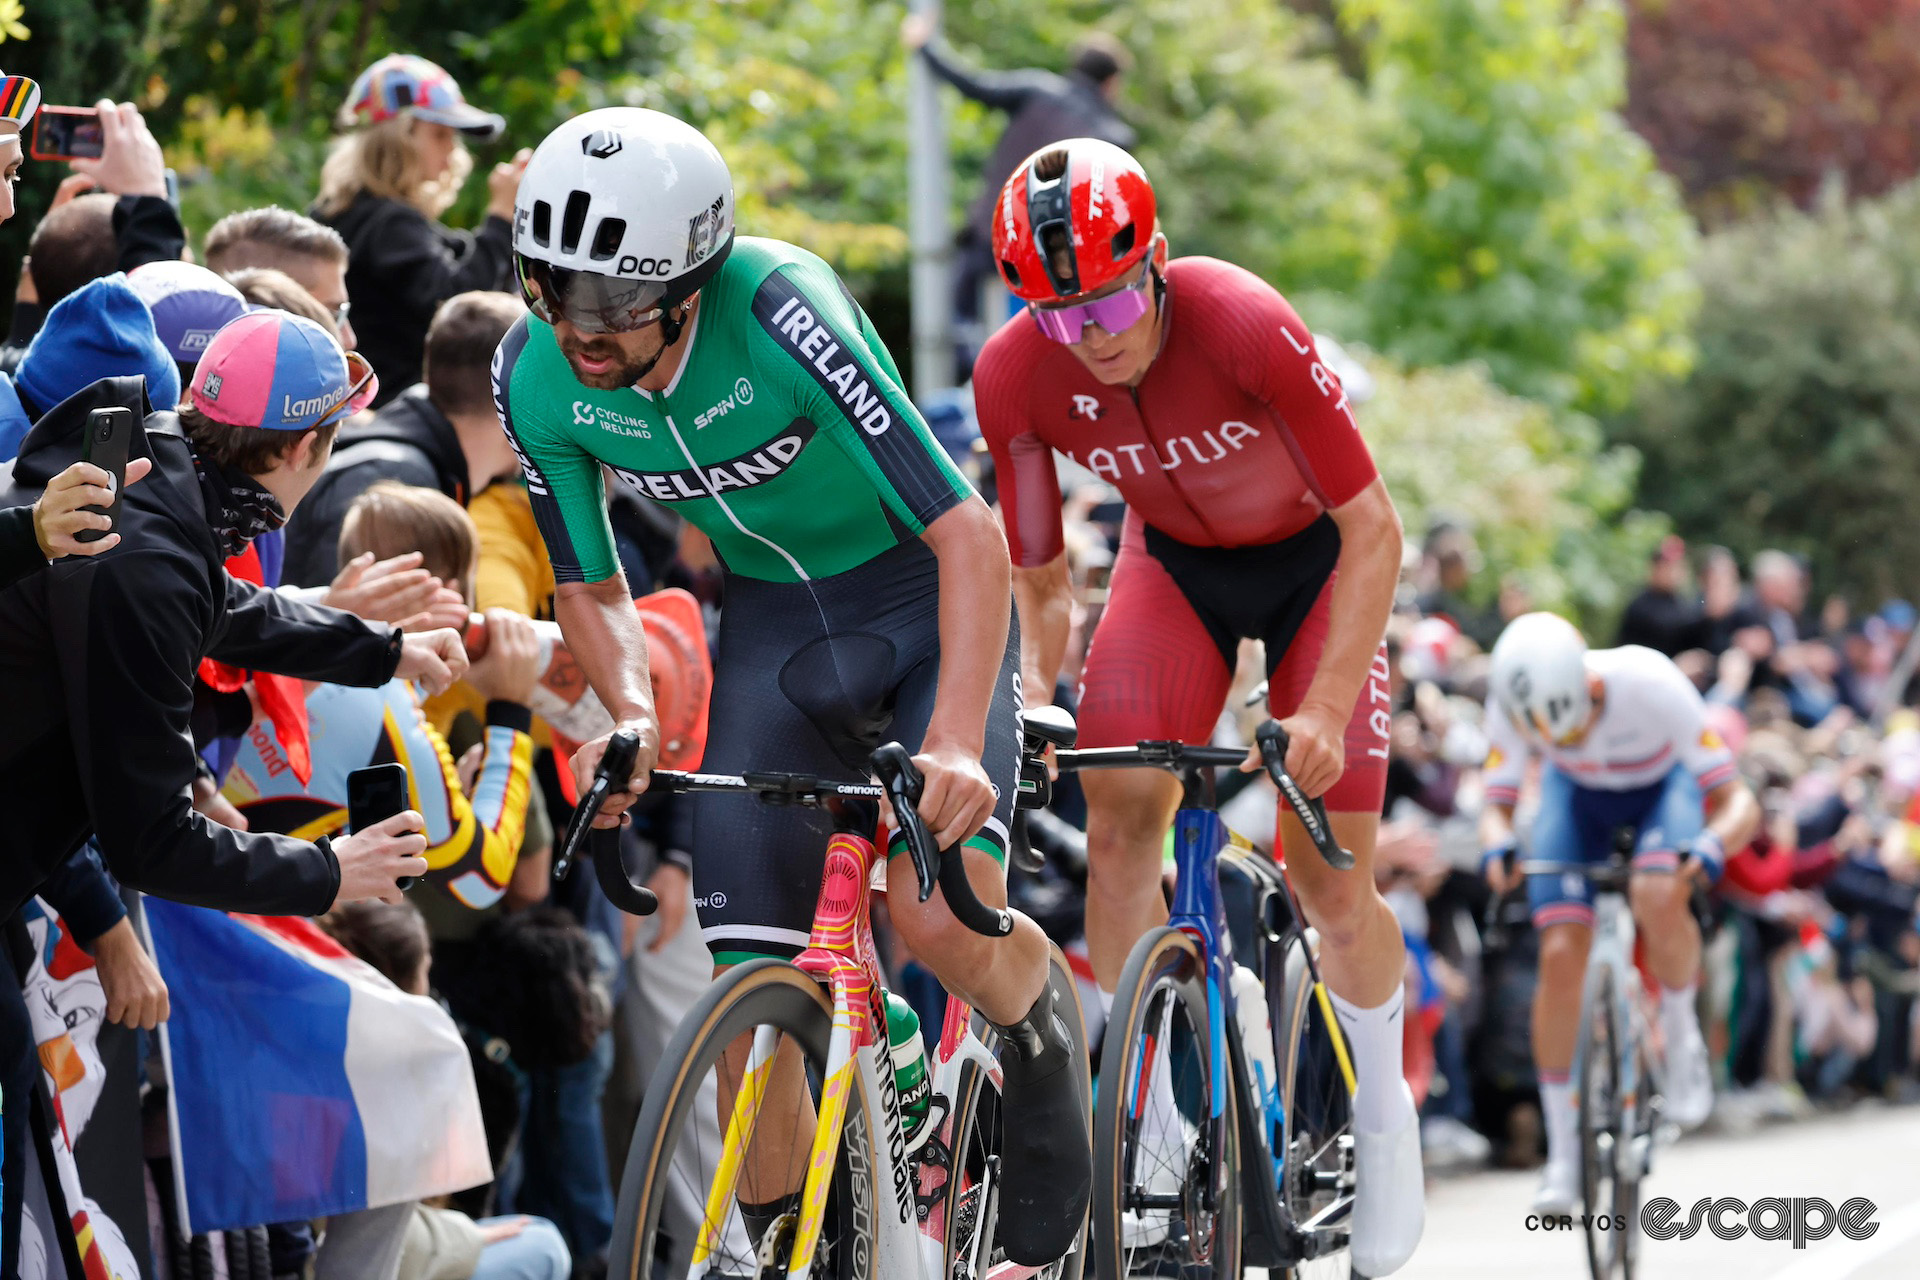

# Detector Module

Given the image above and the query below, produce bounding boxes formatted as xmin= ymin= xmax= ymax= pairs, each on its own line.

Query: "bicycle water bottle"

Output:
xmin=1230 ymin=965 xmax=1283 ymax=1168
xmin=882 ymin=990 xmax=933 ymax=1151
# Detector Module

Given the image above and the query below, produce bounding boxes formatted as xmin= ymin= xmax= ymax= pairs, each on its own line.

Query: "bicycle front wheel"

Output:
xmin=1275 ymin=933 xmax=1355 ymax=1280
xmin=609 ymin=959 xmax=880 ymax=1280
xmin=1092 ymin=926 xmax=1243 ymax=1280
xmin=1578 ymin=963 xmax=1632 ymax=1280
xmin=944 ymin=944 xmax=1091 ymax=1279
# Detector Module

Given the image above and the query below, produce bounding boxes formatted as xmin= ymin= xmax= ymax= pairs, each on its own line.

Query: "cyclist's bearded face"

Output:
xmin=554 ymin=321 xmax=669 ymax=390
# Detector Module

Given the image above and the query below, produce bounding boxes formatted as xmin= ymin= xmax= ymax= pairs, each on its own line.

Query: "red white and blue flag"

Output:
xmin=145 ymin=902 xmax=491 ymax=1234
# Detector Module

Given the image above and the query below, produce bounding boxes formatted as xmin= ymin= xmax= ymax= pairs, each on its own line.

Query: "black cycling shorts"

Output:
xmin=691 ymin=538 xmax=1022 ymax=962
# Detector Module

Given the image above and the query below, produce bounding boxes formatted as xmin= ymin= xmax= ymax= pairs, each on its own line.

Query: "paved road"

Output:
xmin=1383 ymin=1104 xmax=1920 ymax=1280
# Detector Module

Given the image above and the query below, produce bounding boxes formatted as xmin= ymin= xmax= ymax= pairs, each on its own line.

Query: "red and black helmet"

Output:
xmin=992 ymin=138 xmax=1158 ymax=302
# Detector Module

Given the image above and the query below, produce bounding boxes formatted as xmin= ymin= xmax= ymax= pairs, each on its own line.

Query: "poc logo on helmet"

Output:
xmin=580 ymin=131 xmax=623 ymax=159
xmin=615 ymin=256 xmax=674 ymax=277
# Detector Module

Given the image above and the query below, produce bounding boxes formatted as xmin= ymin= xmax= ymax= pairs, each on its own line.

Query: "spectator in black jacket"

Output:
xmin=312 ymin=55 xmax=527 ymax=406
xmin=902 ymin=16 xmax=1134 ymax=341
xmin=1616 ymin=535 xmax=1706 ymax=656
xmin=204 ymin=206 xmax=358 ymax=350
xmin=0 ymin=316 xmax=468 ymax=1273
xmin=284 ymin=290 xmax=525 ymax=587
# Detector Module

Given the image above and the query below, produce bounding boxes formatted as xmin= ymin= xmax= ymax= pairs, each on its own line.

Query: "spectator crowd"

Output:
xmin=0 ymin=36 xmax=1916 ymax=1280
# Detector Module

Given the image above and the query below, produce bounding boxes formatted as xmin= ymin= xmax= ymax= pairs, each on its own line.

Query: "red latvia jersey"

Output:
xmin=974 ymin=256 xmax=1379 ymax=566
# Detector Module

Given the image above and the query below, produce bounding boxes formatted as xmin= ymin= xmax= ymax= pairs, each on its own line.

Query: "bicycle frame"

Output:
xmin=695 ymin=829 xmax=1047 ymax=1280
xmin=1162 ymin=781 xmax=1358 ymax=1255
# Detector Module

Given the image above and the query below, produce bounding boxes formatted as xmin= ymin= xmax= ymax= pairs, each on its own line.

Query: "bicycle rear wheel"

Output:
xmin=610 ymin=959 xmax=880 ymax=1280
xmin=1577 ymin=964 xmax=1633 ymax=1280
xmin=1275 ymin=934 xmax=1354 ymax=1280
xmin=1092 ymin=926 xmax=1242 ymax=1280
xmin=944 ymin=944 xmax=1091 ymax=1279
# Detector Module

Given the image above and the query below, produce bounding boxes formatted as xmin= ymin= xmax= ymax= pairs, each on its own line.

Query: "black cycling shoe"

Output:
xmin=989 ymin=980 xmax=1092 ymax=1266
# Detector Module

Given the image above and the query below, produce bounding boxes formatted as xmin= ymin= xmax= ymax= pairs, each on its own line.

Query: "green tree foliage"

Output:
xmin=1335 ymin=0 xmax=1698 ymax=412
xmin=1359 ymin=354 xmax=1662 ymax=621
xmin=1619 ymin=179 xmax=1920 ymax=604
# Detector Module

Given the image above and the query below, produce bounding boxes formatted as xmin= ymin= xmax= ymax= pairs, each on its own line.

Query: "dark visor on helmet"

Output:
xmin=516 ymin=256 xmax=674 ymax=335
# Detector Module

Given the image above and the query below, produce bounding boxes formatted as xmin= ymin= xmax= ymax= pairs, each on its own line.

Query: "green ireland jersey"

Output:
xmin=493 ymin=236 xmax=973 ymax=584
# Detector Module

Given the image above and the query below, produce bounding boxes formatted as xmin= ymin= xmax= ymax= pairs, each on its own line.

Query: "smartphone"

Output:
xmin=77 ymin=407 xmax=134 ymax=544
xmin=347 ymin=763 xmax=417 ymax=891
xmin=30 ymin=106 xmax=103 ymax=163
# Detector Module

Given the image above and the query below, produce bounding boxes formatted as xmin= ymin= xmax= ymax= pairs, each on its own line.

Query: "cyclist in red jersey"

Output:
xmin=973 ymin=139 xmax=1421 ymax=1275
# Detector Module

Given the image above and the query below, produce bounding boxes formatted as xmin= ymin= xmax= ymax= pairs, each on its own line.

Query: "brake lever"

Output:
xmin=871 ymin=742 xmax=1014 ymax=937
xmin=1255 ymin=719 xmax=1356 ymax=871
xmin=873 ymin=742 xmax=940 ymax=903
xmin=554 ymin=729 xmax=641 ymax=882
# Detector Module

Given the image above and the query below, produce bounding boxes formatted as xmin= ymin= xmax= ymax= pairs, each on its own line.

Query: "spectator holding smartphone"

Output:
xmin=313 ymin=55 xmax=527 ymax=405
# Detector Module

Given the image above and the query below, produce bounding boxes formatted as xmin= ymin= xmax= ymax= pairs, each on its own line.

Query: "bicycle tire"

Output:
xmin=943 ymin=944 xmax=1090 ymax=1279
xmin=1578 ymin=963 xmax=1631 ymax=1280
xmin=1092 ymin=926 xmax=1243 ymax=1280
xmin=609 ymin=959 xmax=880 ymax=1280
xmin=1274 ymin=933 xmax=1354 ymax=1280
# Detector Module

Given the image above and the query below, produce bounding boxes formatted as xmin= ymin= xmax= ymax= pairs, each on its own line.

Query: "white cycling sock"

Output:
xmin=1541 ymin=1077 xmax=1578 ymax=1167
xmin=1660 ymin=982 xmax=1700 ymax=1048
xmin=1329 ymin=985 xmax=1414 ymax=1135
xmin=1097 ymin=985 xmax=1115 ymax=1018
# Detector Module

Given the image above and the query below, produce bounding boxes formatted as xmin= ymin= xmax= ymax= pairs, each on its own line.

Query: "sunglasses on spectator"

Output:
xmin=1028 ymin=256 xmax=1156 ymax=345
xmin=303 ymin=350 xmax=376 ymax=431
xmin=329 ymin=300 xmax=352 ymax=330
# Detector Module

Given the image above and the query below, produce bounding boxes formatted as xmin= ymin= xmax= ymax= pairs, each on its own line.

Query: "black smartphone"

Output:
xmin=77 ymin=406 xmax=135 ymax=544
xmin=347 ymin=763 xmax=417 ymax=891
xmin=30 ymin=106 xmax=104 ymax=163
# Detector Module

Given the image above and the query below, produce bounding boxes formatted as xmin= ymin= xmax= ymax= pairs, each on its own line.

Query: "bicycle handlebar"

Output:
xmin=1049 ymin=723 xmax=1354 ymax=871
xmin=641 ymin=745 xmax=1016 ymax=939
xmin=553 ymin=729 xmax=660 ymax=917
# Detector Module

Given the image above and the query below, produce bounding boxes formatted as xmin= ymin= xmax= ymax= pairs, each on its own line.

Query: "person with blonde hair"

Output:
xmin=313 ymin=54 xmax=528 ymax=406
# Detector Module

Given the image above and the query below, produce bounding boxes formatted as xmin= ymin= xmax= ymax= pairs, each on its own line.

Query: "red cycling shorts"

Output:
xmin=1076 ymin=513 xmax=1390 ymax=813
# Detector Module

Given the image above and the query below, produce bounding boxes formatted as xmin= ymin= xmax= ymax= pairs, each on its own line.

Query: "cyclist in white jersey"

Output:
xmin=1478 ymin=613 xmax=1759 ymax=1212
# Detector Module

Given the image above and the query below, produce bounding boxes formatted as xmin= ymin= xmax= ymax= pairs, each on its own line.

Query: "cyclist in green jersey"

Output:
xmin=494 ymin=108 xmax=1090 ymax=1266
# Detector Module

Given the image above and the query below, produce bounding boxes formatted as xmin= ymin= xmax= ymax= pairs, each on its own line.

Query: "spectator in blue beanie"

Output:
xmin=0 ymin=271 xmax=180 ymax=460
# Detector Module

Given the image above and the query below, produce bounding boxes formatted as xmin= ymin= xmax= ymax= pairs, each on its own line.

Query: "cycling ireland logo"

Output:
xmin=1527 ymin=1196 xmax=1879 ymax=1249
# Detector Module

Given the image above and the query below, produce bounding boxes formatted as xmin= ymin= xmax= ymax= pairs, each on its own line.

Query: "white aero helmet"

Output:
xmin=1489 ymin=612 xmax=1592 ymax=745
xmin=513 ymin=107 xmax=735 ymax=335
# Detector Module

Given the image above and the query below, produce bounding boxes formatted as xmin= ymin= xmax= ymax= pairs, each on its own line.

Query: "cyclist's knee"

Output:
xmin=1537 ymin=924 xmax=1592 ymax=984
xmin=1629 ymin=872 xmax=1690 ymax=924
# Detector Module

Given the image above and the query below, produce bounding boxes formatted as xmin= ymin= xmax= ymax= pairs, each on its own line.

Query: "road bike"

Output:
xmin=1053 ymin=720 xmax=1358 ymax=1280
xmin=1500 ymin=832 xmax=1691 ymax=1280
xmin=602 ymin=708 xmax=1091 ymax=1280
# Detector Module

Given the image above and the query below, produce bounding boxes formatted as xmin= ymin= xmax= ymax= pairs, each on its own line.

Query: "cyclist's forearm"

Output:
xmin=1301 ymin=478 xmax=1402 ymax=721
xmin=922 ymin=499 xmax=1013 ymax=754
xmin=1012 ymin=554 xmax=1072 ymax=707
xmin=1704 ymin=779 xmax=1762 ymax=854
xmin=555 ymin=576 xmax=656 ymax=725
xmin=1480 ymin=802 xmax=1517 ymax=852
